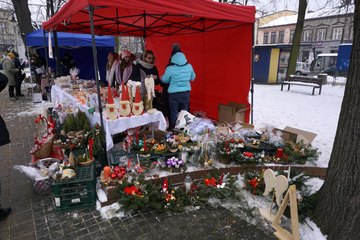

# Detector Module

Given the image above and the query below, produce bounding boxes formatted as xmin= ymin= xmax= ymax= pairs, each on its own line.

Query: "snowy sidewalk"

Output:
xmin=0 ymin=90 xmax=275 ymax=240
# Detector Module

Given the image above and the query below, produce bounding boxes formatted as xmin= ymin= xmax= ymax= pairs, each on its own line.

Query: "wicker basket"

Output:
xmin=30 ymin=135 xmax=54 ymax=159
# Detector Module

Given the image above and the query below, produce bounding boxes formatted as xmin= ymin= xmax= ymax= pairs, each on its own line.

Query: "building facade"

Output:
xmin=0 ymin=9 xmax=24 ymax=58
xmin=255 ymin=6 xmax=354 ymax=82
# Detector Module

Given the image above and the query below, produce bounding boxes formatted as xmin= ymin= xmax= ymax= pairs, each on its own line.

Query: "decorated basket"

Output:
xmin=77 ymin=158 xmax=94 ymax=166
xmin=29 ymin=158 xmax=60 ymax=195
xmin=30 ymin=135 xmax=54 ymax=159
xmin=34 ymin=176 xmax=54 ymax=195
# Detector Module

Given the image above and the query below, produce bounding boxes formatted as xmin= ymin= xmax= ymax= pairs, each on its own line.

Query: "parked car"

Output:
xmin=321 ymin=65 xmax=337 ymax=76
xmin=295 ymin=62 xmax=311 ymax=76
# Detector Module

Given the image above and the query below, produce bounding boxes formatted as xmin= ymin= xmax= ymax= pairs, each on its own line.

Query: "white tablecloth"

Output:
xmin=51 ymin=85 xmax=167 ymax=150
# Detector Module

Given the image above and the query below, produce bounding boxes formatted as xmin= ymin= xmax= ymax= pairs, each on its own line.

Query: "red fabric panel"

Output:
xmin=146 ymin=24 xmax=252 ymax=122
xmin=43 ymin=0 xmax=255 ymax=31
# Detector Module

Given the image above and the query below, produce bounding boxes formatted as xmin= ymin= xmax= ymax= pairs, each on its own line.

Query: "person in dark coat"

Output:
xmin=138 ymin=50 xmax=170 ymax=116
xmin=0 ymin=81 xmax=11 ymax=221
xmin=12 ymin=51 xmax=26 ymax=97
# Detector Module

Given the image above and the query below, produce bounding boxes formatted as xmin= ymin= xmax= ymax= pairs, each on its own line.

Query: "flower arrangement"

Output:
xmin=164 ymin=157 xmax=185 ymax=172
xmin=216 ymin=140 xmax=238 ymax=164
xmin=235 ymin=151 xmax=263 ymax=164
xmin=243 ymin=171 xmax=265 ymax=195
xmin=283 ymin=140 xmax=319 ymax=164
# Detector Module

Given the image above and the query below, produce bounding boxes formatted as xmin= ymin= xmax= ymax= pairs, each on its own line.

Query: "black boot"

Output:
xmin=0 ymin=208 xmax=11 ymax=221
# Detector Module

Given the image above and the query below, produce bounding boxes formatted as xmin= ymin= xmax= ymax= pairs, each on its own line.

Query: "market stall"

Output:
xmin=25 ymin=29 xmax=114 ymax=81
xmin=51 ymin=84 xmax=167 ymax=150
xmin=42 ymin=0 xmax=255 ymax=122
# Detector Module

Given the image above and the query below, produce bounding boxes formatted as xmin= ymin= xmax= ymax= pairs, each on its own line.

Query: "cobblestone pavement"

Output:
xmin=0 ymin=90 xmax=275 ymax=240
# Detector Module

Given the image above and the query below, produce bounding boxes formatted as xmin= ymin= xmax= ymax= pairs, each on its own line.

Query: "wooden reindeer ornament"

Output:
xmin=259 ymin=169 xmax=300 ymax=240
xmin=259 ymin=169 xmax=288 ymax=222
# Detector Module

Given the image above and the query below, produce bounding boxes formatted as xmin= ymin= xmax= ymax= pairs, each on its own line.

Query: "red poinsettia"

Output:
xmin=204 ymin=177 xmax=217 ymax=187
xmin=124 ymin=185 xmax=142 ymax=196
xmin=243 ymin=152 xmax=254 ymax=157
xmin=248 ymin=178 xmax=259 ymax=194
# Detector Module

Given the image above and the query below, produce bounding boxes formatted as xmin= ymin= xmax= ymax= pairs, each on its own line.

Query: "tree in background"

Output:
xmin=10 ymin=0 xmax=33 ymax=44
xmin=314 ymin=2 xmax=360 ymax=239
xmin=285 ymin=0 xmax=307 ymax=79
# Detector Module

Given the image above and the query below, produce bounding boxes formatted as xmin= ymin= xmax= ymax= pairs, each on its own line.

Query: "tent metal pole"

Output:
xmin=250 ymin=22 xmax=255 ymax=125
xmin=89 ymin=5 xmax=105 ymax=130
xmin=42 ymin=30 xmax=49 ymax=72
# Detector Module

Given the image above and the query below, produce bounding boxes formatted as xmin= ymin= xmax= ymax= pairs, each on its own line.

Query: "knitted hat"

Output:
xmin=107 ymin=87 xmax=114 ymax=104
xmin=7 ymin=52 xmax=15 ymax=59
xmin=134 ymin=86 xmax=142 ymax=103
xmin=121 ymin=50 xmax=131 ymax=58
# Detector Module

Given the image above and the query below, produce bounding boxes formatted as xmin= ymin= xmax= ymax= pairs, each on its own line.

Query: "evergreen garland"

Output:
xmin=283 ymin=140 xmax=319 ymax=164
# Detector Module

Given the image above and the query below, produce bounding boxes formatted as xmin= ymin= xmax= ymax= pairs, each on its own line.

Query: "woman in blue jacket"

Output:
xmin=162 ymin=51 xmax=196 ymax=130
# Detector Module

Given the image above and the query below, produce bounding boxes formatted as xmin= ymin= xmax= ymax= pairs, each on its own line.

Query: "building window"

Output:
xmin=290 ymin=30 xmax=295 ymax=43
xmin=270 ymin=32 xmax=276 ymax=44
xmin=303 ymin=30 xmax=312 ymax=42
xmin=332 ymin=27 xmax=343 ymax=40
xmin=0 ymin=22 xmax=6 ymax=34
xmin=263 ymin=32 xmax=269 ymax=44
xmin=349 ymin=25 xmax=353 ymax=40
xmin=316 ymin=29 xmax=326 ymax=41
xmin=278 ymin=31 xmax=284 ymax=43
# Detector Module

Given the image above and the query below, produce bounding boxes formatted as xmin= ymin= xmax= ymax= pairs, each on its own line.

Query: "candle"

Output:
xmin=143 ymin=134 xmax=147 ymax=150
xmin=181 ymin=151 xmax=187 ymax=162
xmin=103 ymin=166 xmax=111 ymax=178
xmin=88 ymin=138 xmax=94 ymax=160
xmin=275 ymin=148 xmax=283 ymax=158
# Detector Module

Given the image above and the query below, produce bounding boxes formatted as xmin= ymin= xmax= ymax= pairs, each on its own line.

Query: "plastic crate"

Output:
xmin=52 ymin=164 xmax=96 ymax=211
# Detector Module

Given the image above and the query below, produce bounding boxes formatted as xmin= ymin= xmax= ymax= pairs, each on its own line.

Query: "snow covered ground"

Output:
xmin=252 ymin=78 xmax=345 ymax=167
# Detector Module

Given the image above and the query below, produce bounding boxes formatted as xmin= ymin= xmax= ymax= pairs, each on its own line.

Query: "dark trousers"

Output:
xmin=168 ymin=91 xmax=190 ymax=129
xmin=15 ymin=80 xmax=22 ymax=96
xmin=8 ymin=86 xmax=15 ymax=97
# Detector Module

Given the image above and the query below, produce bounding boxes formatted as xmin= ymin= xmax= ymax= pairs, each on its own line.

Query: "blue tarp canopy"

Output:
xmin=25 ymin=29 xmax=114 ymax=47
xmin=25 ymin=29 xmax=114 ymax=81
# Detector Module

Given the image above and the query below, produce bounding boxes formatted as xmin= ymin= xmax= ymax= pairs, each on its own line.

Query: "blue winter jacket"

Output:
xmin=161 ymin=52 xmax=196 ymax=94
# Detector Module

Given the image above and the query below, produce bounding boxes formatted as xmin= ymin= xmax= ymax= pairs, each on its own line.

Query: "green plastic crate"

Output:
xmin=52 ymin=164 xmax=96 ymax=211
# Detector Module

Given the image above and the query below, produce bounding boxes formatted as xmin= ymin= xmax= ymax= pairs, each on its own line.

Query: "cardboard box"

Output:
xmin=218 ymin=102 xmax=248 ymax=123
xmin=32 ymin=93 xmax=42 ymax=103
xmin=272 ymin=126 xmax=317 ymax=144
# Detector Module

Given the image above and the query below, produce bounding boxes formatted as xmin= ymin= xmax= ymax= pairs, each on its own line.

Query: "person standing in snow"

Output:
xmin=161 ymin=49 xmax=196 ymax=130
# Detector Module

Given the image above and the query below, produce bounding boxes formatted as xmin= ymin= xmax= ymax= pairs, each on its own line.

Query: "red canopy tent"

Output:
xmin=43 ymin=0 xmax=255 ymax=123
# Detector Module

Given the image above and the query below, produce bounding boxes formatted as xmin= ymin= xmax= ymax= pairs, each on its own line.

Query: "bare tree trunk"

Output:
xmin=286 ymin=0 xmax=307 ymax=79
xmin=11 ymin=0 xmax=34 ymax=45
xmin=314 ymin=3 xmax=360 ymax=240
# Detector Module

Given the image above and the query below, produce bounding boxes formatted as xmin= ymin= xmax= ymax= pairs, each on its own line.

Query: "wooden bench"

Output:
xmin=281 ymin=75 xmax=323 ymax=95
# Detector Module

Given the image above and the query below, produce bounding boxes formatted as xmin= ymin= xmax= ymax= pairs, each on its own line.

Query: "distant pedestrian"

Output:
xmin=2 ymin=52 xmax=19 ymax=100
